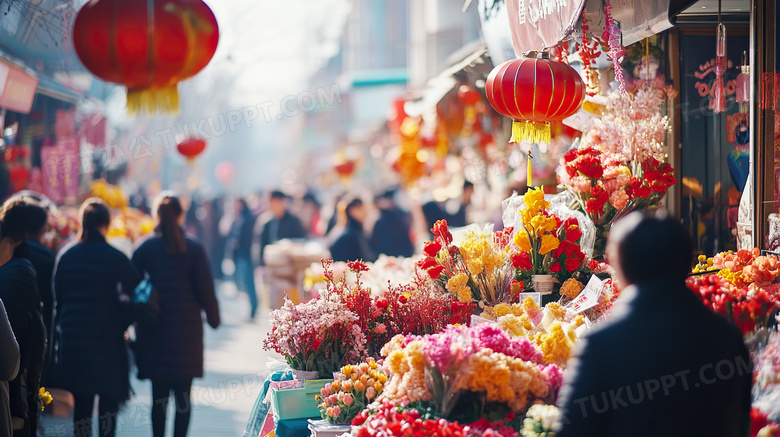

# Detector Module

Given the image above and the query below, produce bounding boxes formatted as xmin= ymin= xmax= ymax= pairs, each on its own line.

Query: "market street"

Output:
xmin=40 ymin=282 xmax=277 ymax=437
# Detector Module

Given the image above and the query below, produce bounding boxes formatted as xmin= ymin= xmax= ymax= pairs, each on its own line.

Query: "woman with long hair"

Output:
xmin=132 ymin=192 xmax=220 ymax=437
xmin=328 ymin=197 xmax=376 ymax=262
xmin=52 ymin=198 xmax=140 ymax=437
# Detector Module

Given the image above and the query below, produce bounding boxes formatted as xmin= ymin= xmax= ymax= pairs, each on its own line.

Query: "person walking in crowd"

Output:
xmin=229 ymin=198 xmax=259 ymax=319
xmin=4 ymin=198 xmax=55 ymax=384
xmin=258 ymin=190 xmax=306 ymax=265
xmin=298 ymin=191 xmax=323 ymax=238
xmin=0 ymin=206 xmax=45 ymax=437
xmin=370 ymin=189 xmax=413 ymax=258
xmin=132 ymin=193 xmax=220 ymax=437
xmin=556 ymin=211 xmax=752 ymax=437
xmin=51 ymin=199 xmax=140 ymax=437
xmin=329 ymin=197 xmax=375 ymax=263
xmin=447 ymin=180 xmax=474 ymax=228
xmin=0 ymin=299 xmax=20 ymax=437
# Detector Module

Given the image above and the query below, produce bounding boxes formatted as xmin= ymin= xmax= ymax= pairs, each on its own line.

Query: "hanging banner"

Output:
xmin=41 ymin=144 xmax=64 ymax=205
xmin=505 ymin=0 xmax=586 ymax=56
xmin=0 ymin=60 xmax=38 ymax=114
xmin=60 ymin=137 xmax=80 ymax=204
xmin=55 ymin=109 xmax=76 ymax=140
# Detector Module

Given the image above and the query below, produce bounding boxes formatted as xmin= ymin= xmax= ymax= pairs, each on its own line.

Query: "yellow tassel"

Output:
xmin=126 ymin=85 xmax=180 ymax=115
xmin=510 ymin=121 xmax=551 ymax=145
xmin=527 ymin=150 xmax=533 ymax=187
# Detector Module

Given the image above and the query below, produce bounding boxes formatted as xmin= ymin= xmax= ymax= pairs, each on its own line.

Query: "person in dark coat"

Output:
xmin=0 ymin=212 xmax=45 ymax=437
xmin=447 ymin=180 xmax=473 ymax=228
xmin=0 ymin=299 xmax=20 ymax=437
xmin=370 ymin=190 xmax=414 ymax=258
xmin=4 ymin=197 xmax=55 ymax=385
xmin=329 ymin=198 xmax=375 ymax=263
xmin=229 ymin=198 xmax=258 ymax=318
xmin=52 ymin=199 xmax=139 ymax=437
xmin=258 ymin=190 xmax=306 ymax=265
xmin=556 ymin=211 xmax=752 ymax=437
xmin=132 ymin=193 xmax=220 ymax=437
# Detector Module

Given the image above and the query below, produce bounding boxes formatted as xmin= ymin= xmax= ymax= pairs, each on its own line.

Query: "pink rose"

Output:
xmin=365 ymin=386 xmax=376 ymax=400
xmin=373 ymin=323 xmax=387 ymax=334
xmin=343 ymin=393 xmax=354 ymax=406
xmin=609 ymin=190 xmax=629 ymax=210
xmin=569 ymin=176 xmax=592 ymax=193
xmin=328 ymin=394 xmax=338 ymax=404
xmin=603 ymin=179 xmax=619 ymax=195
xmin=320 ymin=387 xmax=330 ymax=397
xmin=332 ymin=405 xmax=341 ymax=417
xmin=602 ymin=166 xmax=620 ymax=179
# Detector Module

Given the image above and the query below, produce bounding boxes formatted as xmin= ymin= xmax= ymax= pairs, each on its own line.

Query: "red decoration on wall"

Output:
xmin=176 ymin=138 xmax=207 ymax=160
xmin=485 ymin=52 xmax=585 ymax=144
xmin=72 ymin=0 xmax=219 ymax=114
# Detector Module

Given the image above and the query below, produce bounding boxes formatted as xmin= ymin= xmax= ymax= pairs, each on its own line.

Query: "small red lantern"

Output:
xmin=177 ymin=138 xmax=206 ymax=161
xmin=73 ymin=0 xmax=219 ymax=114
xmin=457 ymin=85 xmax=481 ymax=106
xmin=486 ymin=52 xmax=585 ymax=144
xmin=334 ymin=160 xmax=356 ymax=177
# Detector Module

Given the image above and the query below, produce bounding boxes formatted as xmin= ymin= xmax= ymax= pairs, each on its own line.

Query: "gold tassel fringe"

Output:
xmin=126 ymin=85 xmax=180 ymax=115
xmin=511 ymin=121 xmax=551 ymax=144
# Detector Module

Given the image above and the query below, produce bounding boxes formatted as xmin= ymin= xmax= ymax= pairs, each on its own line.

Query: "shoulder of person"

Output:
xmin=185 ymin=236 xmax=206 ymax=252
xmin=132 ymin=234 xmax=160 ymax=253
xmin=6 ymin=257 xmax=36 ymax=276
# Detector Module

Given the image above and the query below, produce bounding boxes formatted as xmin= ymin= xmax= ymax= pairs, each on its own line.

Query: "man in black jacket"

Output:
xmin=258 ymin=191 xmax=306 ymax=265
xmin=556 ymin=211 xmax=752 ymax=437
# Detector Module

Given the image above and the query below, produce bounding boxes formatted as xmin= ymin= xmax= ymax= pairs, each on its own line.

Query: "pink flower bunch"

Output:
xmin=263 ymin=293 xmax=368 ymax=377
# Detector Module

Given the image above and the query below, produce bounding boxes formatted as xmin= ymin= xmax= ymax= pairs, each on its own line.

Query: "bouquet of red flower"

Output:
xmin=559 ymin=146 xmax=676 ymax=258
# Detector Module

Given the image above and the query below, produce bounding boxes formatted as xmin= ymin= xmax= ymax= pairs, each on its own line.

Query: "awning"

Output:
xmin=37 ymin=75 xmax=81 ymax=104
xmin=404 ymin=44 xmax=489 ymax=117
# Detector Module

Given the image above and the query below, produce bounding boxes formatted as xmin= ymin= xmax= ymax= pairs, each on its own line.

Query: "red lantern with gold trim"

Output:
xmin=73 ymin=0 xmax=219 ymax=114
xmin=177 ymin=137 xmax=206 ymax=161
xmin=486 ymin=52 xmax=585 ymax=144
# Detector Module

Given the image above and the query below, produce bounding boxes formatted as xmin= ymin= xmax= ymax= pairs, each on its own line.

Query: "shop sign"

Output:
xmin=505 ymin=0 xmax=586 ymax=56
xmin=40 ymin=144 xmax=64 ymax=205
xmin=0 ymin=61 xmax=39 ymax=114
xmin=60 ymin=138 xmax=80 ymax=204
xmin=55 ymin=109 xmax=76 ymax=140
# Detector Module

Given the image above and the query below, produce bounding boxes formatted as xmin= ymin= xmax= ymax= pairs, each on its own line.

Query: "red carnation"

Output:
xmin=576 ymin=155 xmax=604 ymax=179
xmin=423 ymin=241 xmax=442 ymax=257
xmin=585 ymin=198 xmax=605 ymax=214
xmin=427 ymin=265 xmax=445 ymax=279
xmin=591 ymin=184 xmax=608 ymax=202
xmin=511 ymin=251 xmax=533 ymax=270
xmin=563 ymin=149 xmax=579 ymax=163
xmin=565 ymin=258 xmax=582 ymax=273
xmin=561 ymin=217 xmax=578 ymax=229
xmin=549 ymin=263 xmax=562 ymax=273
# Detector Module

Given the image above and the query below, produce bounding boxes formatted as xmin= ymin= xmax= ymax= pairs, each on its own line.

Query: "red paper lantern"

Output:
xmin=457 ymin=85 xmax=481 ymax=106
xmin=73 ymin=0 xmax=219 ymax=114
xmin=486 ymin=52 xmax=585 ymax=144
xmin=177 ymin=138 xmax=206 ymax=160
xmin=334 ymin=160 xmax=356 ymax=177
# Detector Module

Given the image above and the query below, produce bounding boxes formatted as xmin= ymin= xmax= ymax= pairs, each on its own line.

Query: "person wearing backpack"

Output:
xmin=52 ymin=198 xmax=140 ymax=437
xmin=132 ymin=192 xmax=220 ymax=437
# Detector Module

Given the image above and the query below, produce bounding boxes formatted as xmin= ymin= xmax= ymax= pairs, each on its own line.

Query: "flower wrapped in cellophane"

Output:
xmin=509 ymin=188 xmax=590 ymax=285
xmin=417 ymin=220 xmax=517 ymax=307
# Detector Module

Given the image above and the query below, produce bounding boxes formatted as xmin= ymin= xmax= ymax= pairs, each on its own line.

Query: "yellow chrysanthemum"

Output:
xmin=446 ymin=273 xmax=469 ymax=294
xmin=560 ymin=278 xmax=584 ymax=300
xmin=457 ymin=287 xmax=473 ymax=303
xmin=530 ymin=215 xmax=557 ymax=234
xmin=498 ymin=315 xmax=526 ymax=337
xmin=539 ymin=234 xmax=560 ymax=255
xmin=545 ymin=302 xmax=566 ymax=321
xmin=514 ymin=230 xmax=532 ymax=252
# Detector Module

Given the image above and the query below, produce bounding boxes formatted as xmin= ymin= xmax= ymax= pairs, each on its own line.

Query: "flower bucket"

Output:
xmin=292 ymin=369 xmax=320 ymax=380
xmin=532 ymin=275 xmax=555 ymax=295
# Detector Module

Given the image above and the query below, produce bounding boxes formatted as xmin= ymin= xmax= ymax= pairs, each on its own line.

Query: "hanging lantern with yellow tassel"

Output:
xmin=485 ymin=51 xmax=585 ymax=145
xmin=73 ymin=0 xmax=219 ymax=114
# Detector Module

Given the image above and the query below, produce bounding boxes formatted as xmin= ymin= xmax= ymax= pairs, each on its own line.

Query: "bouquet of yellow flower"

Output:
xmin=315 ymin=358 xmax=388 ymax=425
xmin=90 ymin=179 xmax=128 ymax=210
xmin=417 ymin=220 xmax=517 ymax=307
xmin=511 ymin=188 xmax=589 ymax=290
